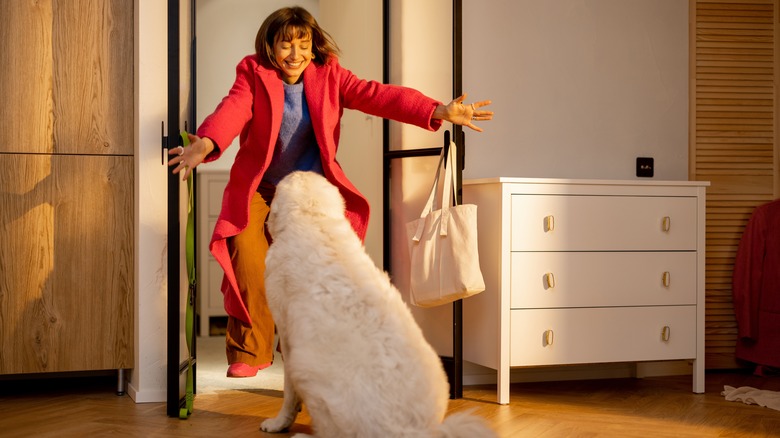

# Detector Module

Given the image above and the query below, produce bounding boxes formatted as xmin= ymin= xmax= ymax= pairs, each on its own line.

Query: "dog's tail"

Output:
xmin=434 ymin=411 xmax=498 ymax=438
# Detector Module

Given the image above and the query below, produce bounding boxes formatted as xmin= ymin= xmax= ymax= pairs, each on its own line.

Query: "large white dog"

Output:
xmin=260 ymin=171 xmax=496 ymax=438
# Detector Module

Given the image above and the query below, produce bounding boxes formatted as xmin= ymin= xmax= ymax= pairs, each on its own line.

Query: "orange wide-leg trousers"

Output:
xmin=224 ymin=193 xmax=275 ymax=366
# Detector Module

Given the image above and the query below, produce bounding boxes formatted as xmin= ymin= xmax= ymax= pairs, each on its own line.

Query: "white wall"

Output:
xmin=131 ymin=0 xmax=170 ymax=403
xmin=319 ymin=0 xmax=384 ymax=265
xmin=462 ymin=0 xmax=689 ymax=180
xmin=388 ymin=0 xmax=456 ymax=356
xmin=132 ymin=0 xmax=194 ymax=404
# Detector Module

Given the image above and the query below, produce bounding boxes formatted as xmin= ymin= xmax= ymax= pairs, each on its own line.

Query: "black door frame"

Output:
xmin=381 ymin=0 xmax=464 ymax=400
xmin=166 ymin=0 xmax=197 ymax=418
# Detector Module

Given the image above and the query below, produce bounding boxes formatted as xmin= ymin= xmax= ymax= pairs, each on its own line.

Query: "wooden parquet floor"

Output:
xmin=1 ymin=370 xmax=779 ymax=437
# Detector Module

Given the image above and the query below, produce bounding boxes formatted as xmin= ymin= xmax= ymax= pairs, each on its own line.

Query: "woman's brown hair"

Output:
xmin=255 ymin=7 xmax=340 ymax=69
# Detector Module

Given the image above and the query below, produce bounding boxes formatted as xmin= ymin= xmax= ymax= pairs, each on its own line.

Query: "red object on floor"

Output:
xmin=733 ymin=199 xmax=780 ymax=369
xmin=226 ymin=361 xmax=272 ymax=378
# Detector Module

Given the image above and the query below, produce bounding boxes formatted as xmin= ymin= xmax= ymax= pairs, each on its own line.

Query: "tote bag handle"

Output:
xmin=412 ymin=141 xmax=458 ymax=241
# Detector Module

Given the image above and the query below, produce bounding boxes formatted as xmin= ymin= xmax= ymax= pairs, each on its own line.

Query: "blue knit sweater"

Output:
xmin=261 ymin=81 xmax=323 ymax=187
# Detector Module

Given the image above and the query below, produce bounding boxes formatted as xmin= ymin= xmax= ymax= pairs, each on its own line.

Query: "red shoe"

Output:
xmin=226 ymin=361 xmax=272 ymax=378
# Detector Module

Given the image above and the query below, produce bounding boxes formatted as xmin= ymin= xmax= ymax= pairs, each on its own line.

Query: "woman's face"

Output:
xmin=274 ymin=34 xmax=314 ymax=84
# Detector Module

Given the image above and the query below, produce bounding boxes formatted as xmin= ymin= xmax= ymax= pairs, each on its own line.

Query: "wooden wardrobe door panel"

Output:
xmin=0 ymin=154 xmax=133 ymax=374
xmin=0 ymin=1 xmax=54 ymax=154
xmin=52 ymin=0 xmax=134 ymax=155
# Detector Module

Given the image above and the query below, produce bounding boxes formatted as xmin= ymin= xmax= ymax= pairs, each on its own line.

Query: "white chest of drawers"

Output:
xmin=462 ymin=178 xmax=708 ymax=404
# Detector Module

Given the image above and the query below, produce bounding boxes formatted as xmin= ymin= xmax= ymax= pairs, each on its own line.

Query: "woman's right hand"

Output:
xmin=432 ymin=93 xmax=494 ymax=132
xmin=168 ymin=133 xmax=215 ymax=180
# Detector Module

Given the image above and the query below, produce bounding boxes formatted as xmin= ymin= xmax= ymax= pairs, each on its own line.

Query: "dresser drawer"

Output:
xmin=511 ymin=195 xmax=697 ymax=251
xmin=510 ymin=252 xmax=697 ymax=309
xmin=510 ymin=306 xmax=696 ymax=367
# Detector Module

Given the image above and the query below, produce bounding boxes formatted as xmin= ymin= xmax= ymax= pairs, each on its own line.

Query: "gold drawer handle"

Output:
xmin=545 ymin=272 xmax=556 ymax=289
xmin=662 ymin=216 xmax=671 ymax=232
xmin=543 ymin=329 xmax=554 ymax=346
xmin=544 ymin=215 xmax=555 ymax=232
xmin=661 ymin=326 xmax=671 ymax=342
xmin=662 ymin=271 xmax=671 ymax=288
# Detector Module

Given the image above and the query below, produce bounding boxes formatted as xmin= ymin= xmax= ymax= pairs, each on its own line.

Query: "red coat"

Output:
xmin=197 ymin=55 xmax=443 ymax=324
xmin=732 ymin=198 xmax=780 ymax=368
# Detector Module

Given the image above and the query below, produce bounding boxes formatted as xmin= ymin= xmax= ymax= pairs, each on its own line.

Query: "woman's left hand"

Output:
xmin=434 ymin=93 xmax=494 ymax=132
xmin=168 ymin=133 xmax=214 ymax=180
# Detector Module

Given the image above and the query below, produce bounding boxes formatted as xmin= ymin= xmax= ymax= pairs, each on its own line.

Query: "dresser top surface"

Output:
xmin=464 ymin=177 xmax=710 ymax=188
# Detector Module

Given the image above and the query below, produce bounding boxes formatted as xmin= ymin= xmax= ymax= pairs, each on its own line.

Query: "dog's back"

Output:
xmin=264 ymin=172 xmax=496 ymax=438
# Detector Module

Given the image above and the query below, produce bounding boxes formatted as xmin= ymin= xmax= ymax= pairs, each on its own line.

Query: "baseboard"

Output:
xmin=127 ymin=381 xmax=166 ymax=403
xmin=462 ymin=360 xmax=693 ymax=386
xmin=635 ymin=360 xmax=694 ymax=378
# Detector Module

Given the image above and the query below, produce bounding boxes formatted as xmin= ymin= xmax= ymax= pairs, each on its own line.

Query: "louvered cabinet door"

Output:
xmin=691 ymin=0 xmax=779 ymax=369
xmin=0 ymin=154 xmax=133 ymax=374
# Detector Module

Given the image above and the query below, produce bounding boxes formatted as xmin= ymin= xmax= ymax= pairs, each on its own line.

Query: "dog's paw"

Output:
xmin=260 ymin=415 xmax=294 ymax=433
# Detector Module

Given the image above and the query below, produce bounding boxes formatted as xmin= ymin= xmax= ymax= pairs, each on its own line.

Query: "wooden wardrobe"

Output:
xmin=0 ymin=1 xmax=133 ymax=375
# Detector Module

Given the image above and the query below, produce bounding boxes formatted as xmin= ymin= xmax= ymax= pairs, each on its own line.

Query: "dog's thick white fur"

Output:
xmin=260 ymin=171 xmax=496 ymax=438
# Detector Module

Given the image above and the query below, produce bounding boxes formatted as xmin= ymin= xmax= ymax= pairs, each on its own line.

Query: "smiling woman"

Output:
xmin=173 ymin=4 xmax=493 ymax=382
xmin=273 ymin=36 xmax=314 ymax=84
xmin=255 ymin=8 xmax=334 ymax=84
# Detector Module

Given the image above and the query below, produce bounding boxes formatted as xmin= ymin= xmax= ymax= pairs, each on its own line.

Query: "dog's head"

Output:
xmin=268 ymin=171 xmax=346 ymax=238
